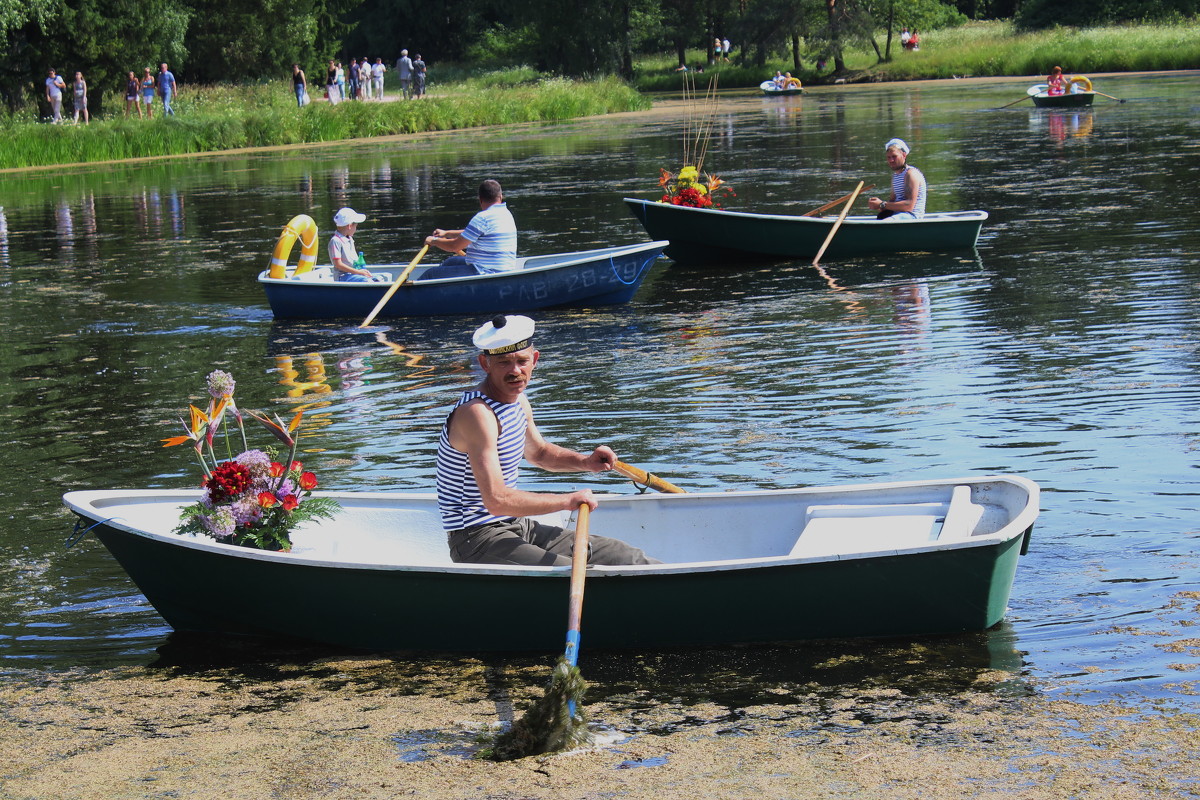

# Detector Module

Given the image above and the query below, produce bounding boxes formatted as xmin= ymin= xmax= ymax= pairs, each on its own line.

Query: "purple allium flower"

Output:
xmin=206 ymin=370 xmax=236 ymax=399
xmin=200 ymin=507 xmax=236 ymax=539
xmin=231 ymin=496 xmax=264 ymax=527
xmin=236 ymin=449 xmax=273 ymax=479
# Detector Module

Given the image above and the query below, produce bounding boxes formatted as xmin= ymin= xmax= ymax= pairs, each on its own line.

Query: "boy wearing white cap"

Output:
xmin=435 ymin=315 xmax=661 ymax=567
xmin=867 ymin=138 xmax=927 ymax=221
xmin=329 ymin=207 xmax=384 ymax=281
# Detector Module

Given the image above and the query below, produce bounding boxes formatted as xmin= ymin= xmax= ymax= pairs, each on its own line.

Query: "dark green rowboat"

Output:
xmin=64 ymin=476 xmax=1038 ymax=652
xmin=624 ymin=198 xmax=987 ymax=265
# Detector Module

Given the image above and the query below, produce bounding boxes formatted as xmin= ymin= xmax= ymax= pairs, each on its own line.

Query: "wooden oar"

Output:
xmin=801 ymin=185 xmax=875 ymax=217
xmin=1093 ymin=91 xmax=1126 ymax=104
xmin=563 ymin=504 xmax=590 ymax=714
xmin=612 ymin=459 xmax=687 ymax=494
xmin=358 ymin=244 xmax=429 ymax=328
xmin=812 ymin=180 xmax=864 ymax=267
xmin=995 ymin=95 xmax=1033 ymax=110
xmin=490 ymin=504 xmax=595 ymax=760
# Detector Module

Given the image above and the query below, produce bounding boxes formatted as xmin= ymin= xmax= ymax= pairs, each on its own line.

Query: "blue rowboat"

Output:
xmin=258 ymin=241 xmax=668 ymax=319
xmin=624 ymin=198 xmax=987 ymax=265
xmin=63 ymin=475 xmax=1039 ymax=652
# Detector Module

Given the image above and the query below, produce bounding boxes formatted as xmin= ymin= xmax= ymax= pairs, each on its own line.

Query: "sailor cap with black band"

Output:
xmin=473 ymin=314 xmax=535 ymax=355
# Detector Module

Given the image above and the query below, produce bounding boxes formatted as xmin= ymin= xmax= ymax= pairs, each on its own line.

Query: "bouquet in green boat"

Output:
xmin=658 ymin=166 xmax=734 ymax=209
xmin=162 ymin=370 xmax=340 ymax=552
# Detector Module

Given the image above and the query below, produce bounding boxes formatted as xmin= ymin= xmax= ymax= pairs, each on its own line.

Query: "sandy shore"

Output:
xmin=2 ymin=653 xmax=1196 ymax=800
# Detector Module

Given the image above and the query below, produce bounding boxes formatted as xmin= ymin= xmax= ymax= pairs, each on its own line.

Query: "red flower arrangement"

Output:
xmin=657 ymin=166 xmax=735 ymax=209
xmin=164 ymin=370 xmax=340 ymax=552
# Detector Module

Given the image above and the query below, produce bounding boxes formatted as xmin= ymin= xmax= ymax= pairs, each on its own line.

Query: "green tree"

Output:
xmin=1016 ymin=0 xmax=1198 ymax=29
xmin=1 ymin=0 xmax=187 ymax=114
xmin=184 ymin=0 xmax=326 ymax=83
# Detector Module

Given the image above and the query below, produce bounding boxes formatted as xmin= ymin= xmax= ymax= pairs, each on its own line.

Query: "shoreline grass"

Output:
xmin=631 ymin=19 xmax=1200 ymax=91
xmin=0 ymin=75 xmax=649 ymax=170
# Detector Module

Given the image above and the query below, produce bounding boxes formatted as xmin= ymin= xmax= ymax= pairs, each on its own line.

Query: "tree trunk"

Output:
xmin=826 ymin=0 xmax=846 ymax=73
xmin=792 ymin=33 xmax=801 ymax=73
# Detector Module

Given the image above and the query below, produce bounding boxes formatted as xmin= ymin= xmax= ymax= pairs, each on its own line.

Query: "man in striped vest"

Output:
xmin=436 ymin=315 xmax=661 ymax=566
xmin=867 ymin=138 xmax=927 ymax=221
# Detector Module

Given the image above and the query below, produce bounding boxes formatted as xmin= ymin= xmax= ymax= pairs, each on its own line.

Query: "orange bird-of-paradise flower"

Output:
xmin=659 ymin=168 xmax=673 ymax=187
xmin=161 ymin=404 xmax=209 ymax=448
xmin=706 ymin=174 xmax=724 ymax=191
xmin=248 ymin=409 xmax=304 ymax=447
xmin=204 ymin=396 xmax=230 ymax=447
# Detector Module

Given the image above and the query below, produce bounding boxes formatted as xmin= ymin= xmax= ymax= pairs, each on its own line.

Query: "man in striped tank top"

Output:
xmin=424 ymin=179 xmax=518 ymax=274
xmin=435 ymin=315 xmax=661 ymax=566
xmin=867 ymin=138 xmax=927 ymax=221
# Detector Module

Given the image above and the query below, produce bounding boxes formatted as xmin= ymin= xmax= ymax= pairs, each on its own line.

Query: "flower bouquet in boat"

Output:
xmin=658 ymin=165 xmax=734 ymax=209
xmin=654 ymin=71 xmax=734 ymax=209
xmin=162 ymin=370 xmax=340 ymax=552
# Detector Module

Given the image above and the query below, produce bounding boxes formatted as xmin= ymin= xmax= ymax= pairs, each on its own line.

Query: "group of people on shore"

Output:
xmin=292 ymin=51 xmax=426 ymax=108
xmin=44 ymin=63 xmax=176 ymax=123
xmin=900 ymin=27 xmax=921 ymax=51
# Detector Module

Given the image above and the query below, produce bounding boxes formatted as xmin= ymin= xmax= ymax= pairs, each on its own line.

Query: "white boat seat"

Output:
xmin=791 ymin=502 xmax=943 ymax=557
xmin=291 ymin=267 xmax=334 ymax=282
xmin=789 ymin=486 xmax=983 ymax=557
xmin=936 ymin=485 xmax=985 ymax=542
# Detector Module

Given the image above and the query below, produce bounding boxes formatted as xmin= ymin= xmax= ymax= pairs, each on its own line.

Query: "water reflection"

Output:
xmin=1030 ymin=110 xmax=1096 ymax=146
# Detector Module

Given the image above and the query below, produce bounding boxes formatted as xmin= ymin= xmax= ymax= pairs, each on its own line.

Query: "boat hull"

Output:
xmin=259 ymin=241 xmax=667 ymax=319
xmin=760 ymin=80 xmax=803 ymax=96
xmin=64 ymin=477 xmax=1038 ymax=652
xmin=624 ymin=199 xmax=987 ymax=265
xmin=1031 ymin=92 xmax=1095 ymax=109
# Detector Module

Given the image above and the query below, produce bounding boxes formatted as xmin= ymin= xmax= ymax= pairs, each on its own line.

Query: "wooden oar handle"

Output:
xmin=802 ymin=185 xmax=875 ymax=217
xmin=564 ymin=504 xmax=590 ymax=667
xmin=612 ymin=460 xmax=687 ymax=494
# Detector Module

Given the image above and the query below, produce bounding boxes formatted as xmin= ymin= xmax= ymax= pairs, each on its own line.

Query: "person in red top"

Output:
xmin=1047 ymin=66 xmax=1066 ymax=96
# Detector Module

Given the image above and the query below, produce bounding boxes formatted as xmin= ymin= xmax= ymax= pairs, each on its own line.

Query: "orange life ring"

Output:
xmin=1068 ymin=75 xmax=1092 ymax=93
xmin=268 ymin=214 xmax=319 ymax=279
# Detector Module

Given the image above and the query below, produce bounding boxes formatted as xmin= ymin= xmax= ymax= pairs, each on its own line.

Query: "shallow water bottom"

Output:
xmin=1 ymin=644 xmax=1196 ymax=800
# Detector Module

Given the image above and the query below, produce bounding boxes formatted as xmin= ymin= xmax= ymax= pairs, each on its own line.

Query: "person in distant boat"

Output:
xmin=1046 ymin=65 xmax=1066 ymax=96
xmin=784 ymin=72 xmax=801 ymax=89
xmin=771 ymin=70 xmax=786 ymax=88
xmin=328 ymin=207 xmax=386 ymax=281
xmin=424 ymin=179 xmax=518 ymax=273
xmin=867 ymin=138 xmax=927 ymax=221
xmin=436 ymin=314 xmax=661 ymax=567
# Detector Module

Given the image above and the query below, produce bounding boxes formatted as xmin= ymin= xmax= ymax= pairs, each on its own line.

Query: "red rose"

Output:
xmin=281 ymin=495 xmax=299 ymax=511
xmin=258 ymin=491 xmax=278 ymax=508
xmin=299 ymin=472 xmax=318 ymax=490
xmin=268 ymin=462 xmax=285 ymax=478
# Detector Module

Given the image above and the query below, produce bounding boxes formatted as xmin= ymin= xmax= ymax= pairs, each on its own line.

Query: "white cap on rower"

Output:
xmin=884 ymin=138 xmax=910 ymax=154
xmin=333 ymin=207 xmax=366 ymax=226
xmin=473 ymin=315 xmax=535 ymax=355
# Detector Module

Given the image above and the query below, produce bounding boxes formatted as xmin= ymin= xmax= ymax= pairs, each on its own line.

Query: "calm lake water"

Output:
xmin=1 ymin=73 xmax=1198 ymax=712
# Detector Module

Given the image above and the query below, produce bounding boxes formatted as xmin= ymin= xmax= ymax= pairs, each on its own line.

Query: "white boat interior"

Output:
xmin=65 ymin=476 xmax=1038 ymax=577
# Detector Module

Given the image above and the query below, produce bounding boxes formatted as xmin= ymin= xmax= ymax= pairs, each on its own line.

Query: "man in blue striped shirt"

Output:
xmin=425 ymin=179 xmax=518 ymax=273
xmin=436 ymin=315 xmax=661 ymax=566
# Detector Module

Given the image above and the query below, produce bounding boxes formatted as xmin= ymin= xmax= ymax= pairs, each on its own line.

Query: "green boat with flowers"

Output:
xmin=63 ymin=474 xmax=1038 ymax=652
xmin=62 ymin=369 xmax=1038 ymax=652
xmin=625 ymin=198 xmax=989 ymax=266
xmin=629 ymin=165 xmax=986 ymax=265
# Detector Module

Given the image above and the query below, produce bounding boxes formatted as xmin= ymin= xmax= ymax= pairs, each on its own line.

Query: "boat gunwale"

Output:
xmin=256 ymin=240 xmax=670 ymax=287
xmin=63 ymin=475 xmax=1039 ymax=578
xmin=623 ymin=198 xmax=988 ymax=225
